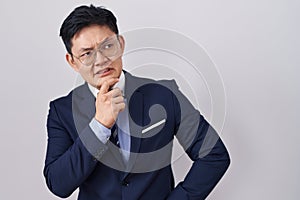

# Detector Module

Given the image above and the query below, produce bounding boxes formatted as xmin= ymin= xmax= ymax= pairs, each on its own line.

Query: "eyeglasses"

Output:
xmin=72 ymin=35 xmax=122 ymax=67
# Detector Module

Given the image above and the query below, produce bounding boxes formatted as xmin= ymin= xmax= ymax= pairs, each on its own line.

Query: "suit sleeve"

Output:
xmin=43 ymin=101 xmax=108 ymax=198
xmin=167 ymin=81 xmax=230 ymax=200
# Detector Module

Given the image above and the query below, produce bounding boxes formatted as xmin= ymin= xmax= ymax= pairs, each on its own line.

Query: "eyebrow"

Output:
xmin=78 ymin=47 xmax=94 ymax=53
xmin=101 ymin=35 xmax=115 ymax=43
xmin=77 ymin=36 xmax=114 ymax=53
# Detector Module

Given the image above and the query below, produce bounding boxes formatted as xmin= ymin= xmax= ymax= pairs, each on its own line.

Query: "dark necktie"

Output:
xmin=110 ymin=124 xmax=120 ymax=147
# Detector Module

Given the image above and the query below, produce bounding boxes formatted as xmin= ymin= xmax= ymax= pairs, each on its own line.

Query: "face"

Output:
xmin=66 ymin=25 xmax=125 ymax=89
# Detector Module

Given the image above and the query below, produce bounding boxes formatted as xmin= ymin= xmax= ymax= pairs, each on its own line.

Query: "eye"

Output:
xmin=103 ymin=43 xmax=114 ymax=49
xmin=80 ymin=51 xmax=91 ymax=58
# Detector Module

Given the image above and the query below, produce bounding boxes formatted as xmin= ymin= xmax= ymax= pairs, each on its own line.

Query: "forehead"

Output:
xmin=71 ymin=25 xmax=115 ymax=53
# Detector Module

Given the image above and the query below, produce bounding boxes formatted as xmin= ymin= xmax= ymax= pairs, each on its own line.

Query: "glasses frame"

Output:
xmin=72 ymin=34 xmax=122 ymax=67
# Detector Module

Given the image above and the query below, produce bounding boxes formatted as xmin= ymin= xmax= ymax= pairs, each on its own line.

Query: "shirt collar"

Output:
xmin=88 ymin=71 xmax=125 ymax=98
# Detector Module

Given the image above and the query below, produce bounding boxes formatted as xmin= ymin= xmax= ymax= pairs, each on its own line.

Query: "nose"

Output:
xmin=94 ymin=50 xmax=110 ymax=67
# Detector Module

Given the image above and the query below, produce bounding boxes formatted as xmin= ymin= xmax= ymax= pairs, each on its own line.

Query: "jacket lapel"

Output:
xmin=74 ymin=83 xmax=95 ymax=119
xmin=123 ymin=72 xmax=144 ymax=175
xmin=72 ymin=83 xmax=95 ymax=133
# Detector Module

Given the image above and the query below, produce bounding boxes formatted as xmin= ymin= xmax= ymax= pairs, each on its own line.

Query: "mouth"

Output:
xmin=95 ymin=68 xmax=113 ymax=77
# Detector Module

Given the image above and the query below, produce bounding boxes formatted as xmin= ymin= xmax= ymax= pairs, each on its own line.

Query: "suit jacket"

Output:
xmin=43 ymin=71 xmax=230 ymax=200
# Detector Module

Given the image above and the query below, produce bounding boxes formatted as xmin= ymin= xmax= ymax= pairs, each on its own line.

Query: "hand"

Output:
xmin=94 ymin=78 xmax=125 ymax=128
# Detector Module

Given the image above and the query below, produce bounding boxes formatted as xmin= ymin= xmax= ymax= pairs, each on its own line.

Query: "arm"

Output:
xmin=167 ymin=81 xmax=230 ymax=200
xmin=43 ymin=101 xmax=108 ymax=198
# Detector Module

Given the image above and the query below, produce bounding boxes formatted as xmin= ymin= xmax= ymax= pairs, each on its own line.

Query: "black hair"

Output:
xmin=59 ymin=4 xmax=119 ymax=54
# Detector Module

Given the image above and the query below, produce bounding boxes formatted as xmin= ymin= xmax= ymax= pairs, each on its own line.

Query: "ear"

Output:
xmin=66 ymin=53 xmax=80 ymax=72
xmin=118 ymin=35 xmax=125 ymax=53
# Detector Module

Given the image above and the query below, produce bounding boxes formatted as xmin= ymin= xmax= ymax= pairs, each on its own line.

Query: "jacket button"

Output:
xmin=122 ymin=180 xmax=129 ymax=186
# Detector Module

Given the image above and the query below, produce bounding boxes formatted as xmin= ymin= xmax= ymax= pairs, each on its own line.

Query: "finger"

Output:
xmin=112 ymin=96 xmax=124 ymax=104
xmin=99 ymin=78 xmax=119 ymax=95
xmin=113 ymin=102 xmax=125 ymax=112
xmin=106 ymin=87 xmax=123 ymax=98
xmin=98 ymin=81 xmax=109 ymax=95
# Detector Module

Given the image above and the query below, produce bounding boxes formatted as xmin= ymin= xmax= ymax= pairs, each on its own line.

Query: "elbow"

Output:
xmin=48 ymin=186 xmax=72 ymax=199
xmin=219 ymin=138 xmax=231 ymax=171
xmin=43 ymin=167 xmax=73 ymax=198
xmin=222 ymin=149 xmax=231 ymax=172
xmin=225 ymin=155 xmax=231 ymax=171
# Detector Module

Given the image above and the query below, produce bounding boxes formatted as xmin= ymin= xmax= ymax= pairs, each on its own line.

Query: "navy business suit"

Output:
xmin=44 ymin=71 xmax=230 ymax=200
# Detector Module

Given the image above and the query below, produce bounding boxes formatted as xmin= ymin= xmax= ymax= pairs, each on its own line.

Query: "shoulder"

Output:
xmin=49 ymin=83 xmax=87 ymax=109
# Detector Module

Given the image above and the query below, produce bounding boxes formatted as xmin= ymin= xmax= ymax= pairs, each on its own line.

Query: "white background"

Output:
xmin=0 ymin=0 xmax=299 ymax=199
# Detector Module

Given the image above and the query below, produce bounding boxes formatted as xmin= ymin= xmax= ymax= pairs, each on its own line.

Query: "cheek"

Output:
xmin=79 ymin=68 xmax=93 ymax=78
xmin=112 ymin=59 xmax=123 ymax=71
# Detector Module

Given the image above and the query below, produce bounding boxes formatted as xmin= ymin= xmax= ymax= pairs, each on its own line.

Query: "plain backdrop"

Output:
xmin=0 ymin=0 xmax=299 ymax=199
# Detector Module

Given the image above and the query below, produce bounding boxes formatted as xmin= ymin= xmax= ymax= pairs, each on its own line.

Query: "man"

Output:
xmin=43 ymin=4 xmax=230 ymax=200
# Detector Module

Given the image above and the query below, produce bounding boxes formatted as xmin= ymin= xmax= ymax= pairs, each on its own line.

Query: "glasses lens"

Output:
xmin=81 ymin=51 xmax=96 ymax=66
xmin=100 ymin=36 xmax=121 ymax=58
